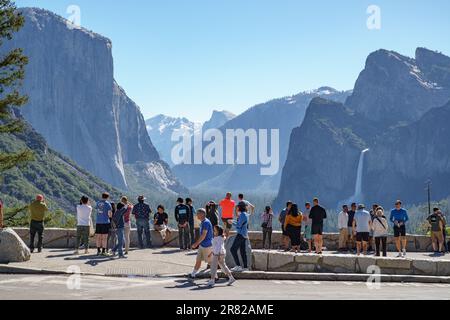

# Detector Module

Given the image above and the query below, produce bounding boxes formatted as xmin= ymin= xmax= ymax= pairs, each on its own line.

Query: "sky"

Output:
xmin=15 ymin=0 xmax=450 ymax=122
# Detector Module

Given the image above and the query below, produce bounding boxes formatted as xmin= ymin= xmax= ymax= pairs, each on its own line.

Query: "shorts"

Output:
xmin=196 ymin=246 xmax=212 ymax=263
xmin=95 ymin=223 xmax=111 ymax=235
xmin=311 ymin=224 xmax=323 ymax=236
xmin=356 ymin=232 xmax=370 ymax=242
xmin=221 ymin=218 xmax=233 ymax=230
xmin=394 ymin=225 xmax=406 ymax=237
xmin=431 ymin=231 xmax=444 ymax=243
xmin=304 ymin=225 xmax=312 ymax=240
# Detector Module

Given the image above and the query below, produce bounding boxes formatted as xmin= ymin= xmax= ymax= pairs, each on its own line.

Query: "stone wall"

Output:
xmin=252 ymin=250 xmax=450 ymax=276
xmin=13 ymin=228 xmax=433 ymax=252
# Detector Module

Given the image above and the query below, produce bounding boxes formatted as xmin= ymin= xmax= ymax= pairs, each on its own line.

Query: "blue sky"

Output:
xmin=15 ymin=0 xmax=450 ymax=122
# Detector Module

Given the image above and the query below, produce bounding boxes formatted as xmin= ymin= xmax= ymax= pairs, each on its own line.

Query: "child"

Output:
xmin=207 ymin=225 xmax=236 ymax=287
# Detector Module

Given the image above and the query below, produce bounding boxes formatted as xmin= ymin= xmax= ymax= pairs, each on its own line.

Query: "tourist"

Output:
xmin=338 ymin=205 xmax=349 ymax=252
xmin=123 ymin=201 xmax=133 ymax=255
xmin=427 ymin=208 xmax=446 ymax=255
xmin=390 ymin=200 xmax=409 ymax=257
xmin=206 ymin=201 xmax=219 ymax=227
xmin=279 ymin=201 xmax=293 ymax=251
xmin=0 ymin=199 xmax=4 ymax=229
xmin=219 ymin=193 xmax=235 ymax=236
xmin=353 ymin=204 xmax=372 ymax=256
xmin=440 ymin=211 xmax=448 ymax=253
xmin=372 ymin=207 xmax=389 ymax=257
xmin=193 ymin=205 xmax=201 ymax=243
xmin=107 ymin=202 xmax=117 ymax=252
xmin=302 ymin=203 xmax=313 ymax=253
xmin=207 ymin=225 xmax=236 ymax=287
xmin=186 ymin=198 xmax=196 ymax=247
xmin=261 ymin=206 xmax=274 ymax=249
xmin=237 ymin=193 xmax=255 ymax=215
xmin=309 ymin=198 xmax=327 ymax=254
xmin=75 ymin=196 xmax=92 ymax=255
xmin=111 ymin=196 xmax=129 ymax=259
xmin=347 ymin=203 xmax=357 ymax=252
xmin=95 ymin=193 xmax=113 ymax=256
xmin=368 ymin=204 xmax=379 ymax=253
xmin=132 ymin=195 xmax=152 ymax=249
xmin=175 ymin=198 xmax=191 ymax=250
xmin=230 ymin=202 xmax=250 ymax=272
xmin=191 ymin=208 xmax=214 ymax=278
xmin=29 ymin=194 xmax=48 ymax=253
xmin=284 ymin=203 xmax=302 ymax=253
xmin=154 ymin=205 xmax=171 ymax=245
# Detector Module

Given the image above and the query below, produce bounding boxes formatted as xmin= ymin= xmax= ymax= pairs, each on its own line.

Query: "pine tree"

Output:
xmin=0 ymin=0 xmax=32 ymax=173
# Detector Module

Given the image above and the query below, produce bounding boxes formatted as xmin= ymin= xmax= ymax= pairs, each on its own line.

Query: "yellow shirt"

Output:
xmin=285 ymin=214 xmax=303 ymax=228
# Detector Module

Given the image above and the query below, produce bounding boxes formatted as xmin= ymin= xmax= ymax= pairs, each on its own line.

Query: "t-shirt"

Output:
xmin=29 ymin=200 xmax=48 ymax=222
xmin=96 ymin=200 xmax=112 ymax=225
xmin=76 ymin=204 xmax=92 ymax=226
xmin=154 ymin=212 xmax=169 ymax=226
xmin=212 ymin=236 xmax=226 ymax=255
xmin=234 ymin=212 xmax=249 ymax=238
xmin=309 ymin=205 xmax=327 ymax=226
xmin=347 ymin=210 xmax=355 ymax=228
xmin=279 ymin=208 xmax=288 ymax=225
xmin=428 ymin=214 xmax=444 ymax=232
xmin=200 ymin=218 xmax=213 ymax=248
xmin=132 ymin=202 xmax=152 ymax=220
xmin=220 ymin=198 xmax=236 ymax=219
xmin=302 ymin=209 xmax=312 ymax=227
xmin=354 ymin=210 xmax=371 ymax=233
xmin=175 ymin=204 xmax=189 ymax=225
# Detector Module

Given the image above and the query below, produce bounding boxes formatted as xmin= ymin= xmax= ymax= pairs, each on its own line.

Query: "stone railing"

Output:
xmin=251 ymin=250 xmax=450 ymax=276
xmin=13 ymin=228 xmax=433 ymax=252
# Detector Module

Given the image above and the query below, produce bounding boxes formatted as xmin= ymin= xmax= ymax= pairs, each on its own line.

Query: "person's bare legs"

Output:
xmin=395 ymin=237 xmax=401 ymax=255
xmin=356 ymin=241 xmax=361 ymax=255
xmin=362 ymin=241 xmax=368 ymax=255
xmin=401 ymin=236 xmax=407 ymax=254
xmin=307 ymin=240 xmax=312 ymax=253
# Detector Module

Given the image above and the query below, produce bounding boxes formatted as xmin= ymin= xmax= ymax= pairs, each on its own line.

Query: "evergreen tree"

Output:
xmin=0 ymin=0 xmax=32 ymax=173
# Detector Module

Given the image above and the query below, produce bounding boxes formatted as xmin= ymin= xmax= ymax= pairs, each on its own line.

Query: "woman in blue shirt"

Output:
xmin=229 ymin=202 xmax=250 ymax=272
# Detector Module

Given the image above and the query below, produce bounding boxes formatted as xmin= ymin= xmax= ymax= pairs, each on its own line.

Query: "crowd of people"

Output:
xmin=20 ymin=193 xmax=449 ymax=275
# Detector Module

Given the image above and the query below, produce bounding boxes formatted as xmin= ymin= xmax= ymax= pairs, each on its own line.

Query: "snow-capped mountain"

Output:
xmin=146 ymin=115 xmax=201 ymax=166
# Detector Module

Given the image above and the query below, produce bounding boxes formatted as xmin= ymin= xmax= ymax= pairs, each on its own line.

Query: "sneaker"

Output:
xmin=396 ymin=252 xmax=403 ymax=258
xmin=190 ymin=270 xmax=199 ymax=278
xmin=228 ymin=277 xmax=236 ymax=286
xmin=207 ymin=280 xmax=215 ymax=287
xmin=118 ymin=255 xmax=127 ymax=259
xmin=402 ymin=249 xmax=407 ymax=257
xmin=241 ymin=268 xmax=249 ymax=272
xmin=231 ymin=266 xmax=244 ymax=272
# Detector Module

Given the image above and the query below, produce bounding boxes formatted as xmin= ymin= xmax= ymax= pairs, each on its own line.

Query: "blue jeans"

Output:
xmin=136 ymin=218 xmax=152 ymax=248
xmin=113 ymin=227 xmax=125 ymax=256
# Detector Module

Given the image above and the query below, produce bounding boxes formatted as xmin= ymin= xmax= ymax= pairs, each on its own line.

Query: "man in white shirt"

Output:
xmin=338 ymin=205 xmax=349 ymax=252
xmin=75 ymin=196 xmax=93 ymax=255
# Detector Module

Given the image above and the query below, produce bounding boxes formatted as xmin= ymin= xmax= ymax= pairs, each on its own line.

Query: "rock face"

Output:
xmin=346 ymin=48 xmax=450 ymax=124
xmin=276 ymin=48 xmax=450 ymax=209
xmin=201 ymin=110 xmax=236 ymax=132
xmin=0 ymin=228 xmax=31 ymax=263
xmin=173 ymin=88 xmax=351 ymax=192
xmin=2 ymin=8 xmax=182 ymax=193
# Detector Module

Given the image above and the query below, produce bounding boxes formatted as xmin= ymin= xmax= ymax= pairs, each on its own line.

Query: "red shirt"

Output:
xmin=219 ymin=198 xmax=235 ymax=219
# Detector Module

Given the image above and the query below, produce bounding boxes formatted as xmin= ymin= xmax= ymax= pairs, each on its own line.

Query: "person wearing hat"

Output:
xmin=352 ymin=204 xmax=372 ymax=256
xmin=28 ymin=194 xmax=49 ymax=253
xmin=132 ymin=195 xmax=153 ymax=249
xmin=175 ymin=197 xmax=191 ymax=250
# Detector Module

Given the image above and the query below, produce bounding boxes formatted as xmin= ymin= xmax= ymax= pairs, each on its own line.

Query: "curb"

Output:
xmin=187 ymin=271 xmax=450 ymax=284
xmin=2 ymin=265 xmax=450 ymax=284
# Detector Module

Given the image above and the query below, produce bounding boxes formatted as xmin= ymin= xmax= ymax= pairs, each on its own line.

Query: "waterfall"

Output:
xmin=354 ymin=148 xmax=370 ymax=200
xmin=338 ymin=148 xmax=370 ymax=208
